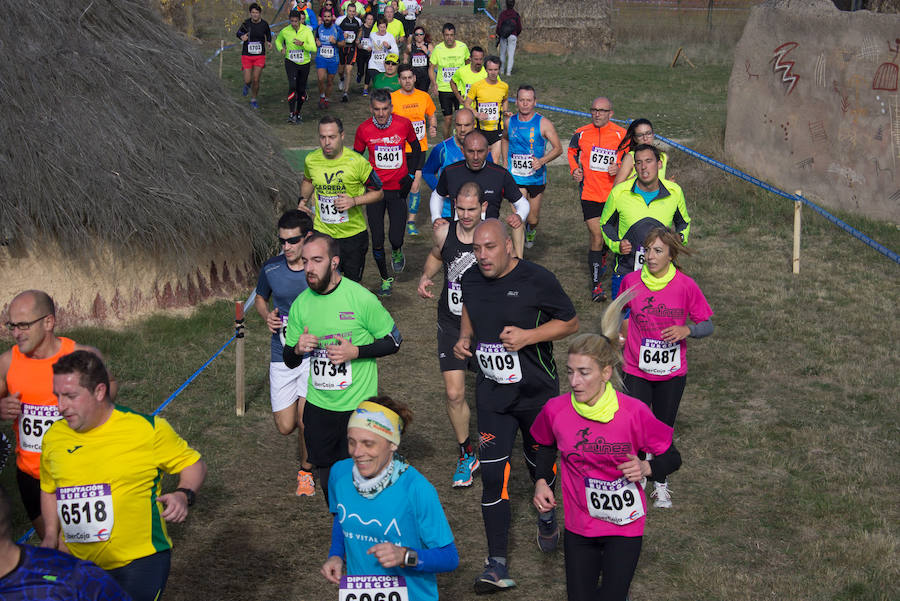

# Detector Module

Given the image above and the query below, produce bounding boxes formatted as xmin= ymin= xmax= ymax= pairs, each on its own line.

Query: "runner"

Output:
xmin=282 ymin=233 xmax=402 ymax=504
xmin=567 ymin=96 xmax=626 ymax=302
xmin=417 ymin=183 xmax=485 ymax=487
xmin=453 ymin=219 xmax=579 ymax=593
xmin=405 ymin=26 xmax=434 ymax=93
xmin=353 ymin=90 xmax=420 ymax=296
xmin=314 ymin=9 xmax=346 ymax=109
xmin=530 ymin=301 xmax=682 ymax=601
xmin=422 ymin=108 xmax=484 ymax=221
xmin=430 ymin=23 xmax=470 ymax=139
xmin=600 ymin=144 xmax=691 ymax=299
xmin=236 ymin=3 xmax=273 ymax=110
xmin=40 ymin=351 xmax=207 ymax=601
xmin=0 ymin=290 xmax=117 ymax=541
xmin=320 ymin=396 xmax=458 ymax=601
xmin=292 ymin=0 xmax=318 ymax=28
xmin=255 ymin=210 xmax=318 ymax=497
xmin=401 ymin=0 xmax=421 ymax=37
xmin=613 ymin=118 xmax=670 ymax=186
xmin=275 ymin=9 xmax=316 ymax=124
xmin=336 ymin=2 xmax=363 ymax=102
xmin=383 ymin=5 xmax=406 ymax=48
xmin=366 ymin=17 xmax=399 ymax=97
xmin=355 ymin=12 xmax=376 ymax=94
xmin=391 ymin=65 xmax=438 ymax=236
xmin=501 ymin=84 xmax=562 ymax=250
xmin=299 ymin=115 xmax=385 ymax=283
xmin=619 ymin=226 xmax=712 ymax=508
xmin=372 ymin=53 xmax=401 ymax=91
xmin=432 ymin=131 xmax=529 ymax=258
xmin=465 ymin=56 xmax=508 ymax=162
xmin=450 ymin=46 xmax=486 ymax=107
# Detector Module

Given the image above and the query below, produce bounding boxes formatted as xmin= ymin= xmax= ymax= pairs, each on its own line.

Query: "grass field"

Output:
xmin=2 ymin=2 xmax=899 ymax=600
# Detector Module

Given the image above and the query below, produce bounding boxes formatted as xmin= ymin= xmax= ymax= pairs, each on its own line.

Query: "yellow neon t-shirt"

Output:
xmin=467 ymin=78 xmax=509 ymax=131
xmin=430 ymin=42 xmax=470 ymax=93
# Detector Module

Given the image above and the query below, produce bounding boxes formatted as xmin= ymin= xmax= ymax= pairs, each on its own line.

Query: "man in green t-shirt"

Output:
xmin=429 ymin=23 xmax=470 ymax=139
xmin=300 ymin=115 xmax=385 ymax=282
xmin=371 ymin=53 xmax=401 ymax=91
xmin=283 ymin=232 xmax=402 ymax=503
xmin=450 ymin=45 xmax=486 ymax=106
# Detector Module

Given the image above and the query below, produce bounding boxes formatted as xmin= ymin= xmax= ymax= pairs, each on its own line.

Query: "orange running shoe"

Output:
xmin=296 ymin=469 xmax=316 ymax=497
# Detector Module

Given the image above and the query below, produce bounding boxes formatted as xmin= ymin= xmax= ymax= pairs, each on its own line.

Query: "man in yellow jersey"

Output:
xmin=465 ymin=56 xmax=508 ymax=162
xmin=429 ymin=23 xmax=470 ymax=139
xmin=450 ymin=45 xmax=486 ymax=106
xmin=299 ymin=115 xmax=385 ymax=283
xmin=40 ymin=351 xmax=206 ymax=601
xmin=0 ymin=290 xmax=117 ymax=541
xmin=391 ymin=64 xmax=438 ymax=236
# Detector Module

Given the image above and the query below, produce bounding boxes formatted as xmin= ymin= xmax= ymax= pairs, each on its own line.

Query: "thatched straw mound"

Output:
xmin=0 ymin=0 xmax=297 ymax=325
xmin=516 ymin=0 xmax=615 ymax=55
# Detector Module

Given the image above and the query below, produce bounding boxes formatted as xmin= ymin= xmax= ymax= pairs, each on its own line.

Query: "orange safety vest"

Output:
xmin=8 ymin=337 xmax=76 ymax=477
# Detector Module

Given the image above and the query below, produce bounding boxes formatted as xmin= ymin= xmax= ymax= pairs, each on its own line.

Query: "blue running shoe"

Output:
xmin=474 ymin=558 xmax=516 ymax=594
xmin=452 ymin=453 xmax=479 ymax=488
xmin=242 ymin=83 xmax=250 ymax=96
xmin=250 ymin=99 xmax=260 ymax=110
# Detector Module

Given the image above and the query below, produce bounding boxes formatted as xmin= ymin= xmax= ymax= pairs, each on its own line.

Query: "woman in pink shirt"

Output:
xmin=531 ymin=295 xmax=682 ymax=601
xmin=620 ymin=226 xmax=713 ymax=508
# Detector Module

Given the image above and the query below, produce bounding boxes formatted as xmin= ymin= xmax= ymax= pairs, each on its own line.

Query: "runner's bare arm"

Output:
xmin=537 ymin=118 xmax=563 ymax=169
xmin=299 ymin=178 xmax=315 ymax=213
xmin=40 ymin=491 xmax=62 ymax=549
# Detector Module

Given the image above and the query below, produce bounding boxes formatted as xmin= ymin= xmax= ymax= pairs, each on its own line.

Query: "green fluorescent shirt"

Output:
xmin=451 ymin=65 xmax=487 ymax=98
xmin=303 ymin=148 xmax=373 ymax=239
xmin=275 ymin=24 xmax=316 ymax=65
xmin=430 ymin=42 xmax=470 ymax=93
xmin=284 ymin=278 xmax=396 ymax=411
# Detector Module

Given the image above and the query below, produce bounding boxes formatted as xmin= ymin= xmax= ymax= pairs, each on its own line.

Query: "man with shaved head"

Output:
xmin=453 ymin=219 xmax=578 ymax=593
xmin=568 ymin=96 xmax=627 ymax=302
xmin=0 ymin=291 xmax=117 ymax=540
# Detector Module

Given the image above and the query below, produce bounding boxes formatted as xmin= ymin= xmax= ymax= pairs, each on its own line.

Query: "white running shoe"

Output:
xmin=338 ymin=78 xmax=345 ymax=91
xmin=650 ymin=481 xmax=672 ymax=508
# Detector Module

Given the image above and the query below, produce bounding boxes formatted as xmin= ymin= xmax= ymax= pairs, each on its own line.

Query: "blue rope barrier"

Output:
xmin=478 ymin=7 xmax=497 ymax=23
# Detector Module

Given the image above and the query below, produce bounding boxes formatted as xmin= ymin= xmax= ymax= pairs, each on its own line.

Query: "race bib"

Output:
xmin=56 ymin=484 xmax=114 ymax=543
xmin=344 ymin=31 xmax=356 ymax=43
xmin=589 ymin=146 xmax=616 ymax=172
xmin=584 ymin=476 xmax=645 ymax=525
xmin=310 ymin=347 xmax=352 ymax=390
xmin=360 ymin=38 xmax=373 ymax=51
xmin=638 ymin=339 xmax=681 ymax=376
xmin=633 ymin=245 xmax=645 ymax=272
xmin=478 ymin=102 xmax=499 ymax=123
xmin=319 ymin=45 xmax=335 ymax=59
xmin=372 ymin=50 xmax=386 ymax=63
xmin=510 ymin=153 xmax=534 ymax=177
xmin=412 ymin=120 xmax=426 ymax=140
xmin=317 ymin=194 xmax=349 ymax=224
xmin=447 ymin=281 xmax=462 ymax=316
xmin=476 ymin=343 xmax=522 ymax=384
xmin=247 ymin=41 xmax=262 ymax=55
xmin=441 ymin=66 xmax=457 ymax=82
xmin=374 ymin=145 xmax=402 ymax=169
xmin=340 ymin=575 xmax=409 ymax=601
xmin=411 ymin=54 xmax=427 ymax=68
xmin=288 ymin=49 xmax=305 ymax=63
xmin=18 ymin=403 xmax=61 ymax=453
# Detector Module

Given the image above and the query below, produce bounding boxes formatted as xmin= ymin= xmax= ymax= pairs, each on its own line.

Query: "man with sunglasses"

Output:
xmin=0 ymin=291 xmax=117 ymax=541
xmin=372 ymin=53 xmax=401 ymax=92
xmin=567 ymin=96 xmax=626 ymax=302
xmin=254 ymin=210 xmax=318 ymax=497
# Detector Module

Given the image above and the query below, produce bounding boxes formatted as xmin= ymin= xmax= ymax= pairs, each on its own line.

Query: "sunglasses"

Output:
xmin=385 ymin=61 xmax=398 ymax=65
xmin=279 ymin=235 xmax=305 ymax=245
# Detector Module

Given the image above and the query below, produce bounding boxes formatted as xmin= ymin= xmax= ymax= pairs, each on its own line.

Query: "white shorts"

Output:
xmin=269 ymin=358 xmax=309 ymax=413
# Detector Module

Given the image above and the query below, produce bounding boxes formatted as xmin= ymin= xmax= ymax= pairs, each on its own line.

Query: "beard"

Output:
xmin=307 ymin=267 xmax=333 ymax=293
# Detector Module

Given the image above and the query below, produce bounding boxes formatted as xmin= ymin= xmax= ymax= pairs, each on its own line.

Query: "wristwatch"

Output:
xmin=403 ymin=548 xmax=418 ymax=568
xmin=175 ymin=487 xmax=196 ymax=507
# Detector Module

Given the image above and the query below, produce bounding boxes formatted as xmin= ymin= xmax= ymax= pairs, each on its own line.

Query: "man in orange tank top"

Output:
xmin=0 ymin=290 xmax=116 ymax=539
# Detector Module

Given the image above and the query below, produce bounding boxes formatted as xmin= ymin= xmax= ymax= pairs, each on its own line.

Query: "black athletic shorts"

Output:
xmin=339 ymin=46 xmax=356 ymax=65
xmin=438 ymin=91 xmax=459 ymax=117
xmin=479 ymin=128 xmax=502 ymax=146
xmin=581 ymin=199 xmax=605 ymax=221
xmin=302 ymin=401 xmax=353 ymax=469
xmin=437 ymin=320 xmax=477 ymax=373
xmin=406 ymin=151 xmax=425 ymax=172
xmin=523 ymin=184 xmax=546 ymax=197
xmin=335 ymin=229 xmax=369 ymax=282
xmin=16 ymin=468 xmax=42 ymax=521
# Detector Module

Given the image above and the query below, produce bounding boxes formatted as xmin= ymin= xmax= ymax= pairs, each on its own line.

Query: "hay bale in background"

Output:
xmin=517 ymin=0 xmax=615 ymax=55
xmin=0 ymin=0 xmax=297 ymax=325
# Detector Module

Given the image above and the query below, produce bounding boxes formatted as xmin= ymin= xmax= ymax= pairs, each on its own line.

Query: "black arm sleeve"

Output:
xmin=282 ymin=344 xmax=304 ymax=369
xmin=648 ymin=442 xmax=682 ymax=482
xmin=355 ymin=327 xmax=402 ymax=359
xmin=535 ymin=444 xmax=557 ymax=483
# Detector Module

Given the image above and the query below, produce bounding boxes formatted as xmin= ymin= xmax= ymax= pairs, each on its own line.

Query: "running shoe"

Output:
xmin=376 ymin=277 xmax=394 ymax=297
xmin=249 ymin=99 xmax=260 ymax=109
xmin=651 ymin=481 xmax=672 ymax=508
xmin=474 ymin=558 xmax=516 ymax=594
xmin=452 ymin=453 xmax=479 ymax=488
xmin=362 ymin=88 xmax=369 ymax=96
xmin=338 ymin=78 xmax=345 ymax=91
xmin=536 ymin=510 xmax=560 ymax=552
xmin=524 ymin=228 xmax=536 ymax=249
xmin=591 ymin=282 xmax=607 ymax=302
xmin=391 ymin=249 xmax=405 ymax=273
xmin=318 ymin=97 xmax=326 ymax=109
xmin=242 ymin=83 xmax=250 ymax=96
xmin=287 ymin=113 xmax=296 ymax=124
xmin=295 ymin=470 xmax=316 ymax=497
xmin=341 ymin=93 xmax=349 ymax=103
xmin=406 ymin=221 xmax=419 ymax=236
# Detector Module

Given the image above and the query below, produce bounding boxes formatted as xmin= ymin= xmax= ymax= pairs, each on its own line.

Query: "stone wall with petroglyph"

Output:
xmin=725 ymin=0 xmax=900 ymax=222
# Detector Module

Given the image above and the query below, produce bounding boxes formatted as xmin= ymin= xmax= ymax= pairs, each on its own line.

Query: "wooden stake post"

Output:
xmin=793 ymin=190 xmax=802 ymax=275
xmin=235 ymin=301 xmax=245 ymax=416
xmin=218 ymin=40 xmax=224 ymax=78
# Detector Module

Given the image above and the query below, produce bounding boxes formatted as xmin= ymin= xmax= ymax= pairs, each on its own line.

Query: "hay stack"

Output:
xmin=0 ymin=0 xmax=297 ymax=326
xmin=516 ymin=0 xmax=615 ymax=55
